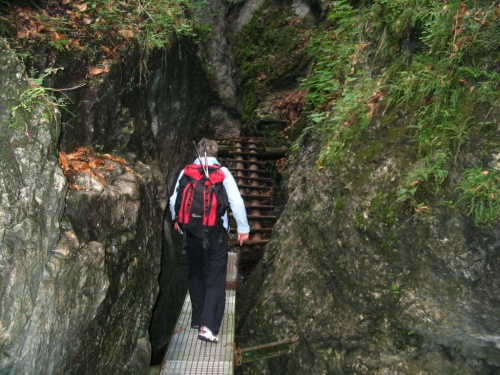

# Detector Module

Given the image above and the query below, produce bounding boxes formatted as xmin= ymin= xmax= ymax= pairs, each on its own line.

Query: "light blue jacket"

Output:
xmin=169 ymin=157 xmax=250 ymax=234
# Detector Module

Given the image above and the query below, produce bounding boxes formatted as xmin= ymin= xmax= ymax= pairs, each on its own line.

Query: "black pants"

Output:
xmin=184 ymin=224 xmax=228 ymax=335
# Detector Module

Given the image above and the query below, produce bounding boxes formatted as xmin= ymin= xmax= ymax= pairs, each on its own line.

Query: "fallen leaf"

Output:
xmin=66 ymin=10 xmax=81 ymax=19
xmin=90 ymin=67 xmax=105 ymax=75
xmin=103 ymin=153 xmax=127 ymax=164
xmin=88 ymin=158 xmax=103 ymax=169
xmin=75 ymin=3 xmax=88 ymax=11
xmin=58 ymin=152 xmax=69 ymax=170
xmin=69 ymin=184 xmax=84 ymax=190
xmin=118 ymin=29 xmax=134 ymax=38
xmin=98 ymin=176 xmax=108 ymax=186
xmin=49 ymin=30 xmax=62 ymax=41
xmin=415 ymin=206 xmax=430 ymax=213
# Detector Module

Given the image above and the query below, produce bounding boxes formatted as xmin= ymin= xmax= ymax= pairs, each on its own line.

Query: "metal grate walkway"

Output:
xmin=160 ymin=252 xmax=238 ymax=374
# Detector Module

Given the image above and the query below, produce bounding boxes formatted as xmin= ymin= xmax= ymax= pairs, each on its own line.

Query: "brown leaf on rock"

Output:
xmin=74 ymin=3 xmax=88 ymax=12
xmin=118 ymin=29 xmax=134 ymax=39
xmin=103 ymin=153 xmax=127 ymax=165
xmin=58 ymin=152 xmax=69 ymax=170
xmin=66 ymin=10 xmax=81 ymax=19
xmin=69 ymin=183 xmax=84 ymax=190
xmin=270 ymin=90 xmax=307 ymax=134
xmin=95 ymin=171 xmax=107 ymax=186
xmin=58 ymin=147 xmax=128 ymax=189
xmin=414 ymin=206 xmax=430 ymax=213
xmin=49 ymin=30 xmax=62 ymax=41
xmin=90 ymin=67 xmax=106 ymax=75
xmin=88 ymin=158 xmax=103 ymax=169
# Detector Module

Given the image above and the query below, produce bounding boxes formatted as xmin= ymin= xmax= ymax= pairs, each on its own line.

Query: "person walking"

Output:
xmin=169 ymin=138 xmax=250 ymax=343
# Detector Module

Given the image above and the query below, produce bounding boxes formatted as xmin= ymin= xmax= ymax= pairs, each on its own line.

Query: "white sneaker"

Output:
xmin=198 ymin=326 xmax=219 ymax=343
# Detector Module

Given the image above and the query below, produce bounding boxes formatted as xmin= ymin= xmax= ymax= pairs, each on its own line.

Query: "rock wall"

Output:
xmin=0 ymin=31 xmax=219 ymax=373
xmin=234 ymin=1 xmax=500 ymax=374
xmin=0 ymin=37 xmax=67 ymax=374
xmin=0 ymin=37 xmax=165 ymax=374
xmin=238 ymin=127 xmax=500 ymax=374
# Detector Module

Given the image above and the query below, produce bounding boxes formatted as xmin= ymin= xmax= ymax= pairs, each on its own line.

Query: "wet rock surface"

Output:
xmin=233 ymin=1 xmax=500 ymax=373
xmin=57 ymin=158 xmax=164 ymax=375
xmin=0 ymin=36 xmax=192 ymax=374
xmin=1 ymin=5 xmax=242 ymax=367
xmin=237 ymin=127 xmax=500 ymax=373
xmin=3 ymin=0 xmax=499 ymax=373
xmin=0 ymin=37 xmax=67 ymax=374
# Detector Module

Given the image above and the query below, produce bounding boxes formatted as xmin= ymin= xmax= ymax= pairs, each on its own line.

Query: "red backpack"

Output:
xmin=174 ymin=164 xmax=228 ymax=232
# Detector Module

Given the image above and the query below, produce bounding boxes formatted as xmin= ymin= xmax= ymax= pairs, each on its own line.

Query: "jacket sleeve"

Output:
xmin=222 ymin=167 xmax=250 ymax=234
xmin=169 ymin=170 xmax=184 ymax=221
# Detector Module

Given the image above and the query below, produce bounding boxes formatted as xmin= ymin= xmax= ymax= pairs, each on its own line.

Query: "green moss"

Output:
xmin=369 ymin=191 xmax=397 ymax=227
xmin=477 ymin=121 xmax=500 ymax=159
xmin=234 ymin=1 xmax=309 ymax=138
xmin=334 ymin=196 xmax=344 ymax=213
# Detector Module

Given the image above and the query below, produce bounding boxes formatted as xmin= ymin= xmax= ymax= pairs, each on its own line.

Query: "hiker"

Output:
xmin=169 ymin=138 xmax=250 ymax=343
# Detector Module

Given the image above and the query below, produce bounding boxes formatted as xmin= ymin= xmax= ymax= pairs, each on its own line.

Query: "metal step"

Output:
xmin=244 ymin=204 xmax=275 ymax=210
xmin=228 ymin=168 xmax=269 ymax=175
xmin=241 ymin=194 xmax=273 ymax=200
xmin=222 ymin=159 xmax=271 ymax=166
xmin=237 ymin=184 xmax=271 ymax=190
xmin=235 ymin=176 xmax=271 ymax=183
xmin=230 ymin=213 xmax=276 ymax=220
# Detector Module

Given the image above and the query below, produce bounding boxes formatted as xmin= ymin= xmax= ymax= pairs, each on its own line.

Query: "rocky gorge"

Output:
xmin=1 ymin=0 xmax=500 ymax=374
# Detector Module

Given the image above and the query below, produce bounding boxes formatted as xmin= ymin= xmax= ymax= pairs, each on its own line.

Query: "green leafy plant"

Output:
xmin=382 ymin=1 xmax=500 ymax=161
xmin=298 ymin=0 xmax=386 ymax=165
xmin=391 ymin=283 xmax=400 ymax=297
xmin=397 ymin=151 xmax=450 ymax=209
xmin=294 ymin=0 xmax=500 ymax=224
xmin=234 ymin=6 xmax=309 ymax=134
xmin=7 ymin=0 xmax=207 ymax=64
xmin=456 ymin=168 xmax=500 ymax=226
xmin=10 ymin=67 xmax=67 ymax=129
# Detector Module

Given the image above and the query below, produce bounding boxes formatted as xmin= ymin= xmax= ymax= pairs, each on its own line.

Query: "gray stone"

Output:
xmin=236 ymin=0 xmax=266 ymax=32
xmin=123 ymin=335 xmax=152 ymax=375
xmin=238 ymin=128 xmax=500 ymax=374
xmin=0 ymin=37 xmax=67 ymax=374
xmin=292 ymin=0 xmax=318 ymax=27
xmin=195 ymin=1 xmax=243 ymax=136
xmin=0 ymin=37 xmax=167 ymax=375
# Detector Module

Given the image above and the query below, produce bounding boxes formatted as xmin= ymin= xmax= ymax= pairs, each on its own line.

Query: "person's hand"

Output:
xmin=174 ymin=222 xmax=181 ymax=232
xmin=238 ymin=233 xmax=249 ymax=246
